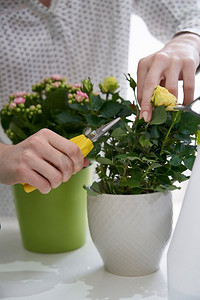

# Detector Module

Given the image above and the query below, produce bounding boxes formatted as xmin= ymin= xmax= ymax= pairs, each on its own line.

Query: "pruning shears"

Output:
xmin=173 ymin=96 xmax=200 ymax=116
xmin=22 ymin=117 xmax=121 ymax=193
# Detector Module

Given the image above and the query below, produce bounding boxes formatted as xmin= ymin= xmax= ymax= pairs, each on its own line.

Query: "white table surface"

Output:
xmin=0 ymin=188 xmax=186 ymax=300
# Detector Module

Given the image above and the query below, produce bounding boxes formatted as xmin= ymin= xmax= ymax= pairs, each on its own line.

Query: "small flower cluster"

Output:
xmin=1 ymin=74 xmax=133 ymax=145
xmin=31 ymin=75 xmax=90 ymax=107
xmin=68 ymin=89 xmax=89 ymax=104
xmin=32 ymin=74 xmax=68 ymax=94
xmin=1 ymin=94 xmax=42 ymax=119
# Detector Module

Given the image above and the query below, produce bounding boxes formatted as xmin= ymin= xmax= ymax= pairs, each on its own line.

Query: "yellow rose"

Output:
xmin=99 ymin=76 xmax=119 ymax=94
xmin=151 ymin=85 xmax=177 ymax=108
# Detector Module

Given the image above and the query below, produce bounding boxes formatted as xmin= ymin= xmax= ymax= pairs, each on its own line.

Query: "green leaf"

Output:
xmin=100 ymin=101 xmax=122 ymax=118
xmin=150 ymin=126 xmax=160 ymax=138
xmin=0 ymin=113 xmax=12 ymax=131
xmin=116 ymin=153 xmax=141 ymax=161
xmin=151 ymin=162 xmax=162 ymax=168
xmin=83 ymin=184 xmax=99 ymax=195
xmin=150 ymin=106 xmax=167 ymax=125
xmin=85 ymin=114 xmax=100 ymax=127
xmin=169 ymin=155 xmax=182 ymax=166
xmin=91 ymin=94 xmax=104 ymax=110
xmin=167 ymin=185 xmax=180 ymax=191
xmin=111 ymin=127 xmax=126 ymax=139
xmin=176 ymin=112 xmax=200 ymax=135
xmin=97 ymin=157 xmax=113 ymax=165
xmin=44 ymin=88 xmax=68 ymax=111
xmin=175 ymin=173 xmax=189 ymax=183
xmin=68 ymin=102 xmax=88 ymax=113
xmin=55 ymin=111 xmax=82 ymax=124
xmin=10 ymin=122 xmax=27 ymax=140
xmin=139 ymin=134 xmax=152 ymax=147
xmin=126 ymin=155 xmax=141 ymax=161
xmin=127 ymin=178 xmax=140 ymax=188
xmin=183 ymin=156 xmax=195 ymax=170
xmin=125 ymin=73 xmax=137 ymax=92
xmin=118 ymin=101 xmax=134 ymax=117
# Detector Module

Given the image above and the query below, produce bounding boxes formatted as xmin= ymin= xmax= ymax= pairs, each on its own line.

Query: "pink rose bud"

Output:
xmin=13 ymin=97 xmax=26 ymax=104
xmin=10 ymin=91 xmax=26 ymax=98
xmin=51 ymin=74 xmax=62 ymax=81
xmin=76 ymin=90 xmax=89 ymax=99
xmin=71 ymin=84 xmax=82 ymax=89
xmin=9 ymin=102 xmax=17 ymax=109
xmin=52 ymin=82 xmax=60 ymax=88
xmin=75 ymin=95 xmax=84 ymax=102
xmin=74 ymin=83 xmax=82 ymax=89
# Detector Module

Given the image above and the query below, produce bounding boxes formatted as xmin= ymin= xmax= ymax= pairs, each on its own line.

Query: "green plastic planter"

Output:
xmin=12 ymin=166 xmax=93 ymax=253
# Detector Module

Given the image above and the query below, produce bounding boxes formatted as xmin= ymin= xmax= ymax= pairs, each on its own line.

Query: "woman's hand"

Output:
xmin=137 ymin=33 xmax=200 ymax=121
xmin=0 ymin=129 xmax=89 ymax=194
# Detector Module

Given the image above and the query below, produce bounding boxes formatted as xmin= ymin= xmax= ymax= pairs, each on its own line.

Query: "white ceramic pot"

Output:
xmin=87 ymin=191 xmax=173 ymax=276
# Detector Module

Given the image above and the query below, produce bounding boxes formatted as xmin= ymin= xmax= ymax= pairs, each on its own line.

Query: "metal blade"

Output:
xmin=84 ymin=117 xmax=121 ymax=142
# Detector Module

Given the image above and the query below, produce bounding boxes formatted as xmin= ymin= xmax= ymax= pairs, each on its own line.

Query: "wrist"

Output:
xmin=173 ymin=32 xmax=200 ymax=52
xmin=0 ymin=143 xmax=11 ymax=157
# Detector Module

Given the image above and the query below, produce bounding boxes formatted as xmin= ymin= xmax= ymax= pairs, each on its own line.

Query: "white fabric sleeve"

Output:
xmin=133 ymin=0 xmax=200 ymax=42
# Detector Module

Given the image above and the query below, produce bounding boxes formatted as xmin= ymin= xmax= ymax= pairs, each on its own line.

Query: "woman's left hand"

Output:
xmin=137 ymin=33 xmax=200 ymax=121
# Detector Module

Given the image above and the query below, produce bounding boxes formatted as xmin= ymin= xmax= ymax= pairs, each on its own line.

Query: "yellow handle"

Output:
xmin=22 ymin=134 xmax=94 ymax=193
xmin=69 ymin=134 xmax=94 ymax=157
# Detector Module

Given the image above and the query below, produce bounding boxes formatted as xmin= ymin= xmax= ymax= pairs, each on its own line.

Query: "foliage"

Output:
xmin=0 ymin=75 xmax=133 ymax=158
xmin=1 ymin=74 xmax=199 ymax=195
xmin=88 ymin=75 xmax=200 ymax=194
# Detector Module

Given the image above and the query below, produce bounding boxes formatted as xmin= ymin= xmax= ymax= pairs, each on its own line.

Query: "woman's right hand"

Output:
xmin=0 ymin=129 xmax=89 ymax=194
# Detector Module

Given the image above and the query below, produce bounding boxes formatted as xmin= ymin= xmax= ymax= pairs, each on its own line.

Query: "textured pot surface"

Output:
xmin=13 ymin=166 xmax=93 ymax=253
xmin=87 ymin=191 xmax=173 ymax=276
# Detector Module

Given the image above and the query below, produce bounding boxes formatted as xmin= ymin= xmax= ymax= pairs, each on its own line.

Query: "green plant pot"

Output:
xmin=12 ymin=166 xmax=93 ymax=253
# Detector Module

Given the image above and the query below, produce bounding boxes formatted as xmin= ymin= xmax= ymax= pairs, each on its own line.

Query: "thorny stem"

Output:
xmin=160 ymin=111 xmax=180 ymax=155
xmin=123 ymin=159 xmax=130 ymax=178
xmin=118 ymin=159 xmax=130 ymax=188
xmin=141 ymin=161 xmax=156 ymax=186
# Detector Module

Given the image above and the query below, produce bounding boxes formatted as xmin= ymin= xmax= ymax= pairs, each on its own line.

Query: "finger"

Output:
xmin=164 ymin=63 xmax=181 ymax=99
xmin=83 ymin=157 xmax=90 ymax=167
xmin=25 ymin=131 xmax=75 ymax=184
xmin=16 ymin=167 xmax=51 ymax=194
xmin=137 ymin=56 xmax=152 ymax=103
xmin=139 ymin=57 xmax=166 ymax=121
xmin=30 ymin=156 xmax=64 ymax=189
xmin=182 ymin=62 xmax=196 ymax=105
xmin=25 ymin=171 xmax=51 ymax=194
xmin=46 ymin=131 xmax=84 ymax=173
xmin=36 ymin=142 xmax=74 ymax=182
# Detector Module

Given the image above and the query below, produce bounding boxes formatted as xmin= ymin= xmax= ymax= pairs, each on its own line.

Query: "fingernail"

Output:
xmin=140 ymin=111 xmax=149 ymax=122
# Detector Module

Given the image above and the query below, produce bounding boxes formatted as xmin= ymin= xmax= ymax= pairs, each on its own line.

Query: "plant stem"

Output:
xmin=118 ymin=159 xmax=130 ymax=187
xmin=160 ymin=111 xmax=180 ymax=155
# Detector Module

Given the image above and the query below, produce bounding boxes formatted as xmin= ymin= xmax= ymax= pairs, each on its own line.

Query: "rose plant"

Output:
xmin=87 ymin=75 xmax=200 ymax=195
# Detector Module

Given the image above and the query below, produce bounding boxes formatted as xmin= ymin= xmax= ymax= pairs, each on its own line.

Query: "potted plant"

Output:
xmin=86 ymin=75 xmax=200 ymax=276
xmin=0 ymin=75 xmax=133 ymax=253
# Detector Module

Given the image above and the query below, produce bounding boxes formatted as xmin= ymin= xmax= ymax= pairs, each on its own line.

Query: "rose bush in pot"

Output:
xmin=86 ymin=75 xmax=200 ymax=276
